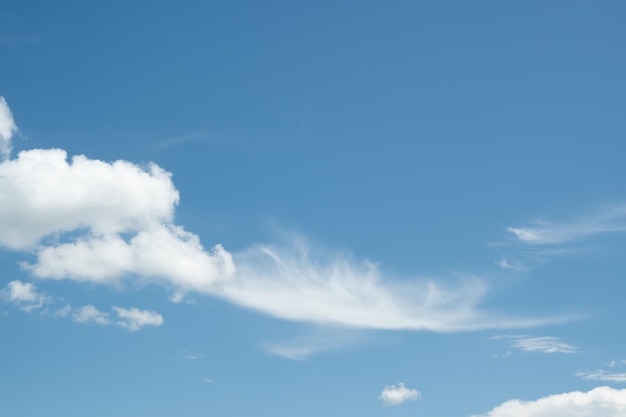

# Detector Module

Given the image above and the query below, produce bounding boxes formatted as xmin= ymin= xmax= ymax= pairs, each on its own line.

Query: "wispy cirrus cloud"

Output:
xmin=577 ymin=360 xmax=626 ymax=382
xmin=494 ymin=204 xmax=626 ymax=270
xmin=577 ymin=370 xmax=626 ymax=382
xmin=155 ymin=130 xmax=220 ymax=150
xmin=178 ymin=350 xmax=203 ymax=360
xmin=262 ymin=326 xmax=367 ymax=360
xmin=507 ymin=204 xmax=626 ymax=246
xmin=491 ymin=335 xmax=577 ymax=354
xmin=472 ymin=386 xmax=626 ymax=417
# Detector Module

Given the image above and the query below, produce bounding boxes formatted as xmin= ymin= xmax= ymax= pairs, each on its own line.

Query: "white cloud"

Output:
xmin=0 ymin=97 xmax=17 ymax=158
xmin=55 ymin=304 xmax=71 ymax=317
xmin=178 ymin=350 xmax=203 ymax=360
xmin=72 ymin=304 xmax=161 ymax=331
xmin=263 ymin=327 xmax=365 ymax=360
xmin=0 ymin=147 xmax=234 ymax=290
xmin=25 ymin=226 xmax=235 ymax=292
xmin=218 ymin=241 xmax=561 ymax=332
xmin=379 ymin=382 xmax=420 ymax=405
xmin=472 ymin=386 xmax=626 ymax=417
xmin=0 ymin=97 xmax=566 ymax=334
xmin=507 ymin=204 xmax=626 ymax=245
xmin=72 ymin=305 xmax=110 ymax=326
xmin=577 ymin=370 xmax=626 ymax=382
xmin=113 ymin=306 xmax=163 ymax=331
xmin=1 ymin=280 xmax=47 ymax=312
xmin=491 ymin=335 xmax=577 ymax=354
xmin=496 ymin=258 xmax=526 ymax=272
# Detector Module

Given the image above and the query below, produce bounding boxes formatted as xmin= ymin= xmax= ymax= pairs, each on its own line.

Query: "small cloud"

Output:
xmin=577 ymin=370 xmax=626 ymax=382
xmin=73 ymin=305 xmax=163 ymax=331
xmin=263 ymin=327 xmax=365 ymax=360
xmin=55 ymin=304 xmax=71 ymax=317
xmin=192 ymin=376 xmax=213 ymax=384
xmin=113 ymin=306 xmax=163 ymax=331
xmin=492 ymin=350 xmax=513 ymax=359
xmin=169 ymin=292 xmax=196 ymax=304
xmin=496 ymin=258 xmax=526 ymax=272
xmin=156 ymin=130 xmax=217 ymax=150
xmin=178 ymin=350 xmax=203 ymax=360
xmin=491 ymin=335 xmax=577 ymax=354
xmin=72 ymin=305 xmax=110 ymax=326
xmin=1 ymin=280 xmax=47 ymax=312
xmin=170 ymin=292 xmax=185 ymax=303
xmin=379 ymin=382 xmax=421 ymax=406
xmin=609 ymin=360 xmax=626 ymax=367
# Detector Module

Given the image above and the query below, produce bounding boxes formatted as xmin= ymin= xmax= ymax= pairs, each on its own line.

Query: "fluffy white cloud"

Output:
xmin=25 ymin=226 xmax=234 ymax=292
xmin=113 ymin=306 xmax=163 ymax=331
xmin=1 ymin=280 xmax=48 ymax=312
xmin=379 ymin=382 xmax=420 ymax=405
xmin=0 ymin=148 xmax=179 ymax=250
xmin=0 ymin=97 xmax=17 ymax=158
xmin=472 ymin=386 xmax=626 ymax=417
xmin=491 ymin=335 xmax=576 ymax=354
xmin=0 ymin=146 xmax=234 ymax=291
xmin=73 ymin=305 xmax=110 ymax=326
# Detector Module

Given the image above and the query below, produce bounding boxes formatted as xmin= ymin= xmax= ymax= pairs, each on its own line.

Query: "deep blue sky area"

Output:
xmin=1 ymin=2 xmax=626 ymax=416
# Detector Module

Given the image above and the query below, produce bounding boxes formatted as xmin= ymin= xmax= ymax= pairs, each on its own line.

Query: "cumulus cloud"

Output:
xmin=472 ymin=386 xmax=626 ymax=417
xmin=491 ymin=335 xmax=577 ymax=354
xmin=113 ymin=306 xmax=163 ymax=331
xmin=0 ymin=97 xmax=17 ymax=158
xmin=1 ymin=280 xmax=48 ymax=312
xmin=379 ymin=382 xmax=420 ymax=405
xmin=0 ymin=148 xmax=235 ymax=290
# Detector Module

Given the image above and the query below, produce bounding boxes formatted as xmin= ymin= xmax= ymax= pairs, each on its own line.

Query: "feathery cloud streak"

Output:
xmin=0 ymin=97 xmax=17 ymax=158
xmin=577 ymin=370 xmax=626 ymax=382
xmin=507 ymin=205 xmax=626 ymax=246
xmin=491 ymin=335 xmax=577 ymax=354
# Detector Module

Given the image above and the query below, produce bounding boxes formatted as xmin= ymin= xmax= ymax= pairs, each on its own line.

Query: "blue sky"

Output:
xmin=2 ymin=1 xmax=626 ymax=416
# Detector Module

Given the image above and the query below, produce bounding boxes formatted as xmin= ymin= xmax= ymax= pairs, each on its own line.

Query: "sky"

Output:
xmin=1 ymin=1 xmax=626 ymax=416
